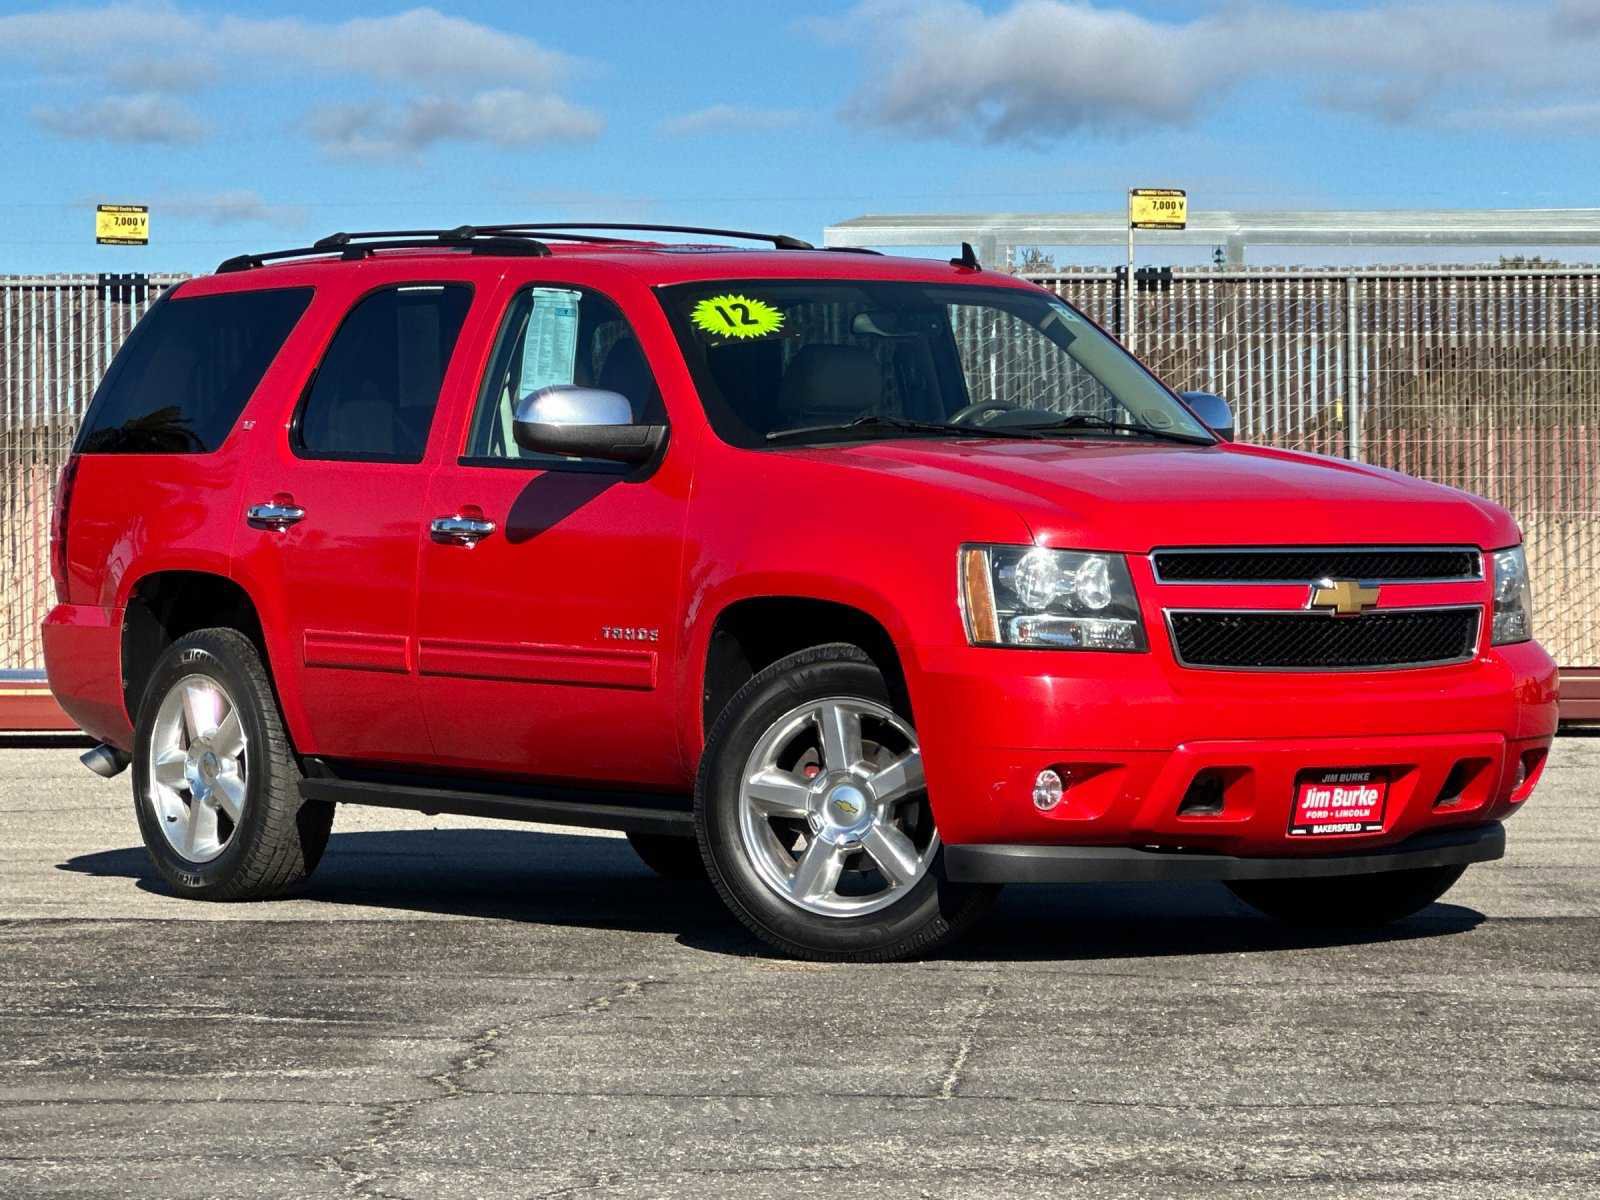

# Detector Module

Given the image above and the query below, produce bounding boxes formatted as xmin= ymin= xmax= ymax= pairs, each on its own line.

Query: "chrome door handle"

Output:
xmin=246 ymin=501 xmax=306 ymax=531
xmin=431 ymin=514 xmax=496 ymax=546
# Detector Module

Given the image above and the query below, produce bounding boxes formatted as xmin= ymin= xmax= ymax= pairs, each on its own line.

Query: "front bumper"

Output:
xmin=945 ymin=821 xmax=1505 ymax=883
xmin=913 ymin=639 xmax=1559 ymax=852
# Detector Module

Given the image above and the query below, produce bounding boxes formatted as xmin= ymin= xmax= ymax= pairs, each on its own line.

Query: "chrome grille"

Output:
xmin=1166 ymin=607 xmax=1482 ymax=671
xmin=1152 ymin=547 xmax=1481 ymax=584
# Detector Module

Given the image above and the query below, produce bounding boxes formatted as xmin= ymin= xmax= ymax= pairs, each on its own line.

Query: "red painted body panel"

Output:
xmin=39 ymin=605 xmax=127 ymax=738
xmin=42 ymin=245 xmax=1559 ymax=858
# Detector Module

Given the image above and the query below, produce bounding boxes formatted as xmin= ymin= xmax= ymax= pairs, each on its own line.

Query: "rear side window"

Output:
xmin=295 ymin=284 xmax=472 ymax=462
xmin=76 ymin=286 xmax=312 ymax=454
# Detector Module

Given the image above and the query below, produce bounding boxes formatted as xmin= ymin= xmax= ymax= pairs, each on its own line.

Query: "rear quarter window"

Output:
xmin=75 ymin=285 xmax=313 ymax=454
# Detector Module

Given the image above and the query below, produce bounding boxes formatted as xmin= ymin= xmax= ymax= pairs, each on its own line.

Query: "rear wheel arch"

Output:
xmin=697 ymin=596 xmax=914 ymax=749
xmin=121 ymin=571 xmax=272 ymax=723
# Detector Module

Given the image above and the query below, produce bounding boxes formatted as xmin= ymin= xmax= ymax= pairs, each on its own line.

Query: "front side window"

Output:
xmin=76 ymin=286 xmax=312 ymax=454
xmin=296 ymin=284 xmax=472 ymax=462
xmin=658 ymin=281 xmax=1212 ymax=448
xmin=465 ymin=285 xmax=663 ymax=465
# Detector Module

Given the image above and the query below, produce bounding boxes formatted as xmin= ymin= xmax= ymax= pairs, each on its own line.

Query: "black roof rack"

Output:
xmin=474 ymin=222 xmax=815 ymax=250
xmin=215 ymin=226 xmax=552 ymax=273
xmin=214 ymin=221 xmax=821 ymax=274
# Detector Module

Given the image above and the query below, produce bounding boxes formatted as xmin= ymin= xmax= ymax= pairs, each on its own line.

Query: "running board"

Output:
xmin=298 ymin=767 xmax=692 ymax=838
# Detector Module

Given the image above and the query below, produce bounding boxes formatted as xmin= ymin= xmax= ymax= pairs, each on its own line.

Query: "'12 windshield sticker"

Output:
xmin=690 ymin=294 xmax=785 ymax=340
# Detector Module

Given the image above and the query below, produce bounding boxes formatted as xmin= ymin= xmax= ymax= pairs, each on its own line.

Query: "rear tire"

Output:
xmin=695 ymin=643 xmax=998 ymax=961
xmin=626 ymin=831 xmax=707 ymax=880
xmin=1226 ymin=865 xmax=1467 ymax=927
xmin=131 ymin=628 xmax=333 ymax=900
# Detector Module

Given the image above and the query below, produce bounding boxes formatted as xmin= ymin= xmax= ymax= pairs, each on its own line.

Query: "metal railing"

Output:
xmin=2 ymin=267 xmax=1596 ymax=675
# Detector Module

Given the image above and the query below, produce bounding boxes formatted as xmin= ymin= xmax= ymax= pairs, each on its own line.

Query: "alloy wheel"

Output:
xmin=736 ymin=697 xmax=937 ymax=917
xmin=145 ymin=674 xmax=249 ymax=864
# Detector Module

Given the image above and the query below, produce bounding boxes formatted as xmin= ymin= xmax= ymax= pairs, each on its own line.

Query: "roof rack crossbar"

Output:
xmin=476 ymin=222 xmax=815 ymax=250
xmin=216 ymin=221 xmax=818 ymax=274
xmin=216 ymin=230 xmax=552 ymax=273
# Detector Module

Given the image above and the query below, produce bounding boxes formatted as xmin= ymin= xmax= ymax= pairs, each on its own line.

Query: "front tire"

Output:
xmin=695 ymin=644 xmax=997 ymax=961
xmin=1226 ymin=865 xmax=1468 ymax=927
xmin=131 ymin=628 xmax=333 ymax=899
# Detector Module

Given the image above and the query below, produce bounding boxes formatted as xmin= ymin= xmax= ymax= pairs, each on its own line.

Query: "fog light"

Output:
xmin=1032 ymin=768 xmax=1066 ymax=811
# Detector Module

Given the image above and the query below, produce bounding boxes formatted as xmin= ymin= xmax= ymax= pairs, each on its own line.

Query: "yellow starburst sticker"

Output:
xmin=690 ymin=294 xmax=785 ymax=340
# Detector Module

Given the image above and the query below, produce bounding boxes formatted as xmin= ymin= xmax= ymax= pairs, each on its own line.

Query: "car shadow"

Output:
xmin=59 ymin=827 xmax=1485 ymax=962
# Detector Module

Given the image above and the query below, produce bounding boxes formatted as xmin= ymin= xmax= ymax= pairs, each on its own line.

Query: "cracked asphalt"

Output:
xmin=2 ymin=735 xmax=1597 ymax=1198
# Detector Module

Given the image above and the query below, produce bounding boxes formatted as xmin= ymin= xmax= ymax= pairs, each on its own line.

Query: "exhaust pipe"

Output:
xmin=81 ymin=743 xmax=131 ymax=779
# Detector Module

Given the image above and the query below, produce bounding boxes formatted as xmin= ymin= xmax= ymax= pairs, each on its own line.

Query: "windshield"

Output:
xmin=658 ymin=280 xmax=1213 ymax=448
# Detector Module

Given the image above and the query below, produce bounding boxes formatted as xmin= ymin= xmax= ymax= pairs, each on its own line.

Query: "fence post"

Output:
xmin=1345 ymin=273 xmax=1362 ymax=462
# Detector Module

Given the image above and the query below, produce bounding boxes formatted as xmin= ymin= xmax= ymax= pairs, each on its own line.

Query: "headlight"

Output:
xmin=1490 ymin=545 xmax=1532 ymax=645
xmin=960 ymin=545 xmax=1147 ymax=650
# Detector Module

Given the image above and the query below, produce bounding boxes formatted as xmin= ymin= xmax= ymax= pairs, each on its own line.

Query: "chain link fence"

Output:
xmin=2 ymin=267 xmax=1597 ymax=676
xmin=1036 ymin=267 xmax=1599 ymax=667
xmin=2 ymin=275 xmax=177 ymax=677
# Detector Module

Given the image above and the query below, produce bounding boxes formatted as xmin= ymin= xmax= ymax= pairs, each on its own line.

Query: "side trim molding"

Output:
xmin=303 ymin=630 xmax=410 ymax=673
xmin=416 ymin=639 xmax=657 ymax=690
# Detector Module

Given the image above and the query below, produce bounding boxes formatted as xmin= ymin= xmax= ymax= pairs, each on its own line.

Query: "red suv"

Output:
xmin=45 ymin=224 xmax=1558 ymax=960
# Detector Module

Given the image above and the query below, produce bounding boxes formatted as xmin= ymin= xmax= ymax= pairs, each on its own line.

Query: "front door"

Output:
xmin=236 ymin=279 xmax=476 ymax=763
xmin=413 ymin=281 xmax=691 ymax=787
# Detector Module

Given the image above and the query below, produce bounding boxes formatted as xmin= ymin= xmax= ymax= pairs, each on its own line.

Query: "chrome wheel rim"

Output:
xmin=145 ymin=674 xmax=248 ymax=864
xmin=737 ymin=697 xmax=937 ymax=918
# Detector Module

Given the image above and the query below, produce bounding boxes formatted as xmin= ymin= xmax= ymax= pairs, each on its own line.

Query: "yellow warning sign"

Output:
xmin=96 ymin=204 xmax=149 ymax=246
xmin=1128 ymin=189 xmax=1186 ymax=231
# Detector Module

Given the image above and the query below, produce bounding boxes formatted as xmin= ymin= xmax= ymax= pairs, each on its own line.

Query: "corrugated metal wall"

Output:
xmin=2 ymin=267 xmax=1596 ymax=676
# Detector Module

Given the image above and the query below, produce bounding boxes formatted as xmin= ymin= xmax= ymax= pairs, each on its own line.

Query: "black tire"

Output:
xmin=1226 ymin=865 xmax=1468 ymax=927
xmin=694 ymin=643 xmax=998 ymax=962
xmin=131 ymin=628 xmax=334 ymax=899
xmin=626 ymin=831 xmax=707 ymax=881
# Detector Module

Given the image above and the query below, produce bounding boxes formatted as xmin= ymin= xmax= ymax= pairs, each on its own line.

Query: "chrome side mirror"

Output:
xmin=1180 ymin=391 xmax=1234 ymax=441
xmin=512 ymin=385 xmax=666 ymax=465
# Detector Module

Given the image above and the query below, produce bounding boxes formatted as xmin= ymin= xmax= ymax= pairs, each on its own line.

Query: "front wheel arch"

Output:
xmin=696 ymin=595 xmax=914 ymax=751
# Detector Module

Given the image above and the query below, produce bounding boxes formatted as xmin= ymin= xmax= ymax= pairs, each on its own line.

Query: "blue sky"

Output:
xmin=2 ymin=0 xmax=1599 ymax=274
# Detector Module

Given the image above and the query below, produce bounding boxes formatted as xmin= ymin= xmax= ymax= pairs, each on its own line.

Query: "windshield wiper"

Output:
xmin=766 ymin=414 xmax=1042 ymax=444
xmin=1024 ymin=412 xmax=1214 ymax=446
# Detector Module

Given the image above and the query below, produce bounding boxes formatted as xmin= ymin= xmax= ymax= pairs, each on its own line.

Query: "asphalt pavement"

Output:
xmin=2 ymin=734 xmax=1597 ymax=1198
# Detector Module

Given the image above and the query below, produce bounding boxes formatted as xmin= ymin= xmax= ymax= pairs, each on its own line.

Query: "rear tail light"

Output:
xmin=49 ymin=455 xmax=79 ymax=604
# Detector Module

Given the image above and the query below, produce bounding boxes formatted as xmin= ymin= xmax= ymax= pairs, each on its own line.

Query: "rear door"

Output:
xmin=411 ymin=277 xmax=692 ymax=786
xmin=235 ymin=275 xmax=480 ymax=763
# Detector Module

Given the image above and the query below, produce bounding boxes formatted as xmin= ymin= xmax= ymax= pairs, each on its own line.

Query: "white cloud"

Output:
xmin=211 ymin=7 xmax=574 ymax=87
xmin=829 ymin=0 xmax=1600 ymax=143
xmin=0 ymin=3 xmax=593 ymax=153
xmin=33 ymin=92 xmax=206 ymax=144
xmin=162 ymin=189 xmax=308 ymax=229
xmin=307 ymin=90 xmax=603 ymax=160
xmin=660 ymin=104 xmax=805 ymax=136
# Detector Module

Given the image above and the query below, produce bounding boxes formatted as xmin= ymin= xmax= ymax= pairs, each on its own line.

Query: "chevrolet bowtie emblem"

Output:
xmin=1308 ymin=578 xmax=1381 ymax=616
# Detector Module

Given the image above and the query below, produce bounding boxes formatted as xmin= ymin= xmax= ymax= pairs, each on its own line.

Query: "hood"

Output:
xmin=779 ymin=438 xmax=1518 ymax=551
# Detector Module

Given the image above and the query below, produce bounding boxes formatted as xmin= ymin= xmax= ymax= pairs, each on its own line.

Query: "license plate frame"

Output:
xmin=1290 ymin=768 xmax=1388 ymax=836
